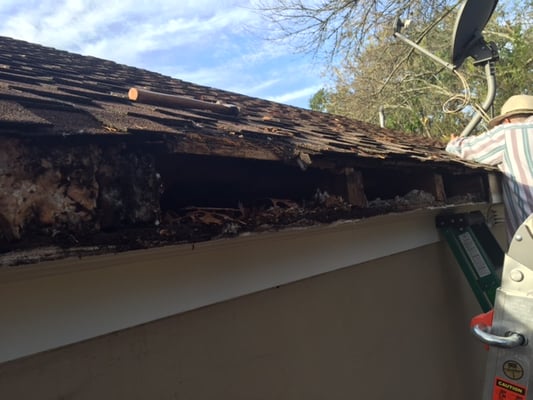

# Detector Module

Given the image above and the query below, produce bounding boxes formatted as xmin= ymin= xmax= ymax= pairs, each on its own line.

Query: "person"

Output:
xmin=446 ymin=94 xmax=533 ymax=242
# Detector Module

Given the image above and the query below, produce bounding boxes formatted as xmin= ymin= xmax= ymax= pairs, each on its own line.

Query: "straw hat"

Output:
xmin=488 ymin=94 xmax=533 ymax=128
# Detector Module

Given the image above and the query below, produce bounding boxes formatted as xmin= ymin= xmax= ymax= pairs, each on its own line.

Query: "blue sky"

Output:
xmin=0 ymin=0 xmax=325 ymax=109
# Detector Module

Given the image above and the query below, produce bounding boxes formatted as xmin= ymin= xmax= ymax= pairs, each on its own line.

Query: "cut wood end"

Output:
xmin=128 ymin=88 xmax=139 ymax=101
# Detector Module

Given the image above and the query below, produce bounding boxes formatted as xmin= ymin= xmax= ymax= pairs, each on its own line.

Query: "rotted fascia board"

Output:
xmin=0 ymin=203 xmax=495 ymax=363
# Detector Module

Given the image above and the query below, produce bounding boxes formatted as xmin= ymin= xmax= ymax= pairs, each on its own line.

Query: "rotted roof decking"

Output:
xmin=0 ymin=36 xmax=498 ymax=264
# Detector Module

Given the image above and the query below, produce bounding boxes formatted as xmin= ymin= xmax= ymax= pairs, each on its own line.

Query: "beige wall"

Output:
xmin=0 ymin=242 xmax=487 ymax=400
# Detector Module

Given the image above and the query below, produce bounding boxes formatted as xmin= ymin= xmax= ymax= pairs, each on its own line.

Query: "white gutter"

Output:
xmin=0 ymin=204 xmax=495 ymax=363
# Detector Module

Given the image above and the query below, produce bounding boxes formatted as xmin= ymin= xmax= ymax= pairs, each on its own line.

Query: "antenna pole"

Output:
xmin=459 ymin=61 xmax=496 ymax=137
xmin=379 ymin=106 xmax=385 ymax=128
xmin=393 ymin=31 xmax=456 ymax=72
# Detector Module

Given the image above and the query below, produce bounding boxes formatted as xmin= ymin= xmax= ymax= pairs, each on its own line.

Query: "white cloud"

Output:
xmin=267 ymin=85 xmax=322 ymax=105
xmin=0 ymin=0 xmax=256 ymax=54
xmin=0 ymin=0 xmax=324 ymax=108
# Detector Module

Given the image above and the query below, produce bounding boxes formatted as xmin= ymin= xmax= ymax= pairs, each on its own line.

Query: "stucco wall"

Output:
xmin=0 ymin=242 xmax=487 ymax=400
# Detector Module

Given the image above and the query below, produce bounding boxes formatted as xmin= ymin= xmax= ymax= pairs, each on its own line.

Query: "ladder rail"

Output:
xmin=440 ymin=228 xmax=496 ymax=312
xmin=436 ymin=211 xmax=503 ymax=312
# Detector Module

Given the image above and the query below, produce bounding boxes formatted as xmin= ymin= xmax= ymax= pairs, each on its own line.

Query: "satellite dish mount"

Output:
xmin=393 ymin=0 xmax=499 ymax=136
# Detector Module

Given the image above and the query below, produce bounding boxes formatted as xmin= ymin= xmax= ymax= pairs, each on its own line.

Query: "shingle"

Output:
xmin=0 ymin=35 xmax=491 ymax=172
xmin=0 ymin=36 xmax=501 ymax=263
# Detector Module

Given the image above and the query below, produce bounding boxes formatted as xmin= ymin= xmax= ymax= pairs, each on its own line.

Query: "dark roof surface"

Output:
xmin=0 ymin=36 xmax=487 ymax=171
xmin=0 ymin=36 xmax=499 ymax=266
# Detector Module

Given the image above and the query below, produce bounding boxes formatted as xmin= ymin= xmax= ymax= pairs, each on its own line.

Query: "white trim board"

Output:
xmin=0 ymin=204 xmax=492 ymax=363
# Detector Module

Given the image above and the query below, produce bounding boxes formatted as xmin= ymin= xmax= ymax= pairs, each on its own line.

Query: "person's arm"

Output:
xmin=446 ymin=127 xmax=506 ymax=166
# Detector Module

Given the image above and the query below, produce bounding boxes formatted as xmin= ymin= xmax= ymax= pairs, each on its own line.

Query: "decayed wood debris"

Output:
xmin=0 ymin=36 xmax=496 ymax=267
xmin=0 ymin=137 xmax=160 ymax=244
xmin=0 ymin=131 xmax=491 ymax=266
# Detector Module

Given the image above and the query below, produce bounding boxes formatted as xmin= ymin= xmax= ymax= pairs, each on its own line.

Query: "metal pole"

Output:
xmin=393 ymin=32 xmax=456 ymax=72
xmin=459 ymin=61 xmax=496 ymax=137
xmin=378 ymin=106 xmax=385 ymax=128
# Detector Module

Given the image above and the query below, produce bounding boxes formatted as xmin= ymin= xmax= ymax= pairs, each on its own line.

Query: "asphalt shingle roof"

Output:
xmin=0 ymin=36 xmax=497 ymax=265
xmin=0 ymin=36 xmax=489 ymax=171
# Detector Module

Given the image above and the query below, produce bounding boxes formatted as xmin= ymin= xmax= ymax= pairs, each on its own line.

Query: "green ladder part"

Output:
xmin=436 ymin=211 xmax=503 ymax=313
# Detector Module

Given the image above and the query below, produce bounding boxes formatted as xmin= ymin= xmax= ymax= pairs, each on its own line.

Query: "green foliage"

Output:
xmin=319 ymin=9 xmax=471 ymax=137
xmin=487 ymin=4 xmax=533 ymax=110
xmin=289 ymin=0 xmax=533 ymax=138
xmin=309 ymin=88 xmax=331 ymax=112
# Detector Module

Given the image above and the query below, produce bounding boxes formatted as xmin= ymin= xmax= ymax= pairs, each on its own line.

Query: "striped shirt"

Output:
xmin=446 ymin=116 xmax=533 ymax=241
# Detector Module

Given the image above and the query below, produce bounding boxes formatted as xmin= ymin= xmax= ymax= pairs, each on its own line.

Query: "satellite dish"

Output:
xmin=393 ymin=0 xmax=500 ymax=136
xmin=451 ymin=0 xmax=499 ymax=68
